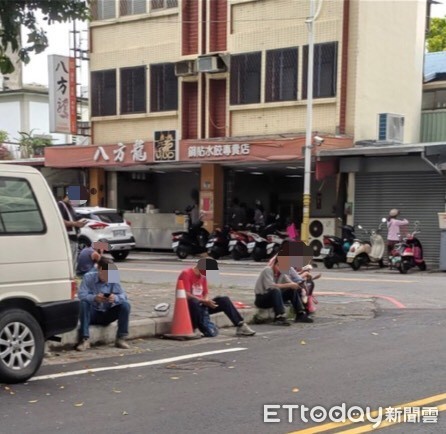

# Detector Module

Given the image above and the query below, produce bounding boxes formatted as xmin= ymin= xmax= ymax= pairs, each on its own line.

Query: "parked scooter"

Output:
xmin=171 ymin=207 xmax=209 ymax=259
xmin=320 ymin=223 xmax=356 ymax=269
xmin=346 ymin=219 xmax=386 ymax=270
xmin=206 ymin=226 xmax=232 ymax=260
xmin=251 ymin=218 xmax=287 ymax=262
xmin=228 ymin=224 xmax=257 ymax=260
xmin=389 ymin=221 xmax=426 ymax=274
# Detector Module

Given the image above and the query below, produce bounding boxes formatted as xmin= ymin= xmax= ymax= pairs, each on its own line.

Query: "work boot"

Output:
xmin=115 ymin=338 xmax=130 ymax=349
xmin=236 ymin=322 xmax=256 ymax=336
xmin=273 ymin=315 xmax=291 ymax=326
xmin=295 ymin=312 xmax=314 ymax=323
xmin=75 ymin=338 xmax=90 ymax=352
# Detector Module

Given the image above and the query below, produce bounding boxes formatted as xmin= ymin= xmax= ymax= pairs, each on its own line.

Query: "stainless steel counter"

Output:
xmin=124 ymin=212 xmax=186 ymax=249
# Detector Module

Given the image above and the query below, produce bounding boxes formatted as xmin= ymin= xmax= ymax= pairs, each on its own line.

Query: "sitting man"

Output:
xmin=76 ymin=258 xmax=131 ymax=351
xmin=177 ymin=258 xmax=256 ymax=337
xmin=76 ymin=241 xmax=103 ymax=277
xmin=255 ymin=241 xmax=315 ymax=324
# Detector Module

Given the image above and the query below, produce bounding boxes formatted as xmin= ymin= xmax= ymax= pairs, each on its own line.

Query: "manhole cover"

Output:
xmin=164 ymin=359 xmax=225 ymax=371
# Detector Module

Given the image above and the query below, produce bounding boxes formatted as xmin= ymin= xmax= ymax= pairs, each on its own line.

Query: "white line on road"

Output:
xmin=30 ymin=347 xmax=247 ymax=382
xmin=119 ymin=267 xmax=417 ymax=284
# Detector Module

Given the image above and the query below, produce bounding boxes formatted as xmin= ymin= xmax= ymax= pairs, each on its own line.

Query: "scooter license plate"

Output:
xmin=172 ymin=241 xmax=179 ymax=249
xmin=347 ymin=252 xmax=356 ymax=258
xmin=320 ymin=248 xmax=330 ymax=255
xmin=206 ymin=242 xmax=214 ymax=248
xmin=247 ymin=242 xmax=256 ymax=249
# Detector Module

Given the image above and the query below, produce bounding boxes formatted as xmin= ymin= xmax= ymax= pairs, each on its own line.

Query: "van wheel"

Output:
xmin=0 ymin=309 xmax=44 ymax=384
xmin=111 ymin=251 xmax=129 ymax=261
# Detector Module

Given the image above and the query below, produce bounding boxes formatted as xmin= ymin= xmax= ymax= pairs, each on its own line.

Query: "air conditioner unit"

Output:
xmin=377 ymin=113 xmax=404 ymax=144
xmin=308 ymin=218 xmax=338 ymax=259
xmin=197 ymin=55 xmax=227 ymax=73
xmin=174 ymin=60 xmax=197 ymax=77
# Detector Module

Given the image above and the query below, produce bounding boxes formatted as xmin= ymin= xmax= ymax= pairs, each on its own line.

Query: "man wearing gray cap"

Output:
xmin=177 ymin=258 xmax=256 ymax=337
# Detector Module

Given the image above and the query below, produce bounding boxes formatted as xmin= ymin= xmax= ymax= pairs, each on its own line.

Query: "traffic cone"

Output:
xmin=163 ymin=280 xmax=201 ymax=340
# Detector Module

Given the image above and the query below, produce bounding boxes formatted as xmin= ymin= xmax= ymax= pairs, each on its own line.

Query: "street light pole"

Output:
xmin=301 ymin=0 xmax=318 ymax=244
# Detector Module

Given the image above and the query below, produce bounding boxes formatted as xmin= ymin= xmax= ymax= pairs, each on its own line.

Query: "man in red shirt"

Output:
xmin=177 ymin=258 xmax=255 ymax=337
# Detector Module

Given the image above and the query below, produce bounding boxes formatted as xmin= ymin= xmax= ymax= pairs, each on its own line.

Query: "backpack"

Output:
xmin=199 ymin=307 xmax=219 ymax=337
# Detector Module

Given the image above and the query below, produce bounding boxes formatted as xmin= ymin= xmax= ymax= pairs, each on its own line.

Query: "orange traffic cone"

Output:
xmin=163 ymin=280 xmax=201 ymax=340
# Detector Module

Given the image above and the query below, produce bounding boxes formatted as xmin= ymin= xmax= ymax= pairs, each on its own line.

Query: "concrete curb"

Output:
xmin=47 ymin=308 xmax=258 ymax=350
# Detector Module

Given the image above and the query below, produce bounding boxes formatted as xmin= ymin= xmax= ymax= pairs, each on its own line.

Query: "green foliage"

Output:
xmin=17 ymin=129 xmax=53 ymax=158
xmin=0 ymin=0 xmax=91 ymax=74
xmin=0 ymin=129 xmax=8 ymax=143
xmin=0 ymin=130 xmax=11 ymax=160
xmin=427 ymin=17 xmax=446 ymax=52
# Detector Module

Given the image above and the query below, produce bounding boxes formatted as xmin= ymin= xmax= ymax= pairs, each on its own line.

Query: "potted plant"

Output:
xmin=17 ymin=130 xmax=53 ymax=158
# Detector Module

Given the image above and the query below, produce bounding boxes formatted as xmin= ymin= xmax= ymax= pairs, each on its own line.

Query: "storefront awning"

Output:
xmin=44 ymin=135 xmax=353 ymax=169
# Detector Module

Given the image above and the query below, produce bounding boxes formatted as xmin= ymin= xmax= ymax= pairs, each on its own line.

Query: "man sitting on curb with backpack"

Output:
xmin=177 ymin=258 xmax=256 ymax=337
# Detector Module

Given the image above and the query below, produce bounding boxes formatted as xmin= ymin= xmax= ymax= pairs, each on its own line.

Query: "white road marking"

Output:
xmin=30 ymin=347 xmax=247 ymax=382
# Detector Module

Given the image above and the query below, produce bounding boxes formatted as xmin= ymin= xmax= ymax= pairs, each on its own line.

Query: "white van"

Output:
xmin=0 ymin=164 xmax=79 ymax=383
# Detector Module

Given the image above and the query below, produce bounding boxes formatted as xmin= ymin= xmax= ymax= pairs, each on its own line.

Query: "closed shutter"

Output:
xmin=182 ymin=82 xmax=198 ymax=139
xmin=209 ymin=79 xmax=226 ymax=138
xmin=355 ymin=172 xmax=446 ymax=264
xmin=182 ymin=0 xmax=199 ymax=55
xmin=210 ymin=0 xmax=227 ymax=52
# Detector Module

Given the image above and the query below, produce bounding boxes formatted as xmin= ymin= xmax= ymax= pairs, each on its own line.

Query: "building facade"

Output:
xmin=45 ymin=0 xmax=427 ymax=244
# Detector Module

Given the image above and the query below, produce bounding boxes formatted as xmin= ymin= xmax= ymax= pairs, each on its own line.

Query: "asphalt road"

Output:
xmin=2 ymin=309 xmax=445 ymax=433
xmin=2 ymin=256 xmax=445 ymax=434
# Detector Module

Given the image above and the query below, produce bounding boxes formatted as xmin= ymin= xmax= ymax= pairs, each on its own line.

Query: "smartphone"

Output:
xmin=103 ymin=293 xmax=111 ymax=298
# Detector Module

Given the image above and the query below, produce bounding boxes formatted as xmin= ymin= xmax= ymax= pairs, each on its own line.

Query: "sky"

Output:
xmin=22 ymin=14 xmax=88 ymax=87
xmin=21 ymin=1 xmax=446 ymax=87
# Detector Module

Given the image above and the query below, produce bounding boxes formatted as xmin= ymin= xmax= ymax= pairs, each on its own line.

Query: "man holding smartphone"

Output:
xmin=76 ymin=258 xmax=131 ymax=351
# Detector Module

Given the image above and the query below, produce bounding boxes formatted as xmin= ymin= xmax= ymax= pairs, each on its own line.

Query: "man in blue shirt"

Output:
xmin=76 ymin=258 xmax=131 ymax=351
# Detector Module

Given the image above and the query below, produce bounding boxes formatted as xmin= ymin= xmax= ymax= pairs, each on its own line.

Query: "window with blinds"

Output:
xmin=120 ymin=66 xmax=146 ymax=114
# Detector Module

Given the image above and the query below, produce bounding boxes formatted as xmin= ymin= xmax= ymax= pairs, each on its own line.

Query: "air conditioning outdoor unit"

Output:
xmin=308 ymin=218 xmax=338 ymax=259
xmin=377 ymin=113 xmax=404 ymax=144
xmin=174 ymin=60 xmax=197 ymax=77
xmin=197 ymin=55 xmax=227 ymax=73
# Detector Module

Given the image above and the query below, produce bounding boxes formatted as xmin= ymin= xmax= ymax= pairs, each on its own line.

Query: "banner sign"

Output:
xmin=48 ymin=55 xmax=77 ymax=135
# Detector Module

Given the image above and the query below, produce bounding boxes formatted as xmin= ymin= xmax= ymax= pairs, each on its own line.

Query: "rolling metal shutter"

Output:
xmin=354 ymin=172 xmax=446 ymax=265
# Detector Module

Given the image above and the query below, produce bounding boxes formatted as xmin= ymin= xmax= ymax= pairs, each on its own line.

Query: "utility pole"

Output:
xmin=301 ymin=0 xmax=321 ymax=244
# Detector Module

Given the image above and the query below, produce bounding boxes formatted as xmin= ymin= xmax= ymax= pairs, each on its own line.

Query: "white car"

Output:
xmin=74 ymin=207 xmax=135 ymax=261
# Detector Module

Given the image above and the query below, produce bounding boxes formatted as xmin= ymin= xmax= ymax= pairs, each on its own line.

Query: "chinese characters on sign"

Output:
xmin=93 ymin=140 xmax=149 ymax=163
xmin=91 ymin=140 xmax=252 ymax=164
xmin=154 ymin=130 xmax=178 ymax=162
xmin=48 ymin=55 xmax=76 ymax=134
xmin=187 ymin=143 xmax=250 ymax=158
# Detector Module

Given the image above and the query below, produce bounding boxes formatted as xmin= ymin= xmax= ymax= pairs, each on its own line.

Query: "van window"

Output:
xmin=0 ymin=177 xmax=46 ymax=234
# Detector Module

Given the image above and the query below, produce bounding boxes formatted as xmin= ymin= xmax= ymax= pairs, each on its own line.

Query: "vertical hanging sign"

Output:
xmin=48 ymin=55 xmax=77 ymax=135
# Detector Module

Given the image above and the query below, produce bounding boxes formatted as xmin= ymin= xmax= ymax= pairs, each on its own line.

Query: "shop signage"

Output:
xmin=93 ymin=140 xmax=148 ymax=163
xmin=187 ymin=143 xmax=250 ymax=158
xmin=48 ymin=55 xmax=76 ymax=134
xmin=154 ymin=130 xmax=178 ymax=162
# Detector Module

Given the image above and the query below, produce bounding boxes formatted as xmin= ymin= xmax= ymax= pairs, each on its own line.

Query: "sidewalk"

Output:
xmin=47 ymin=281 xmax=377 ymax=351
